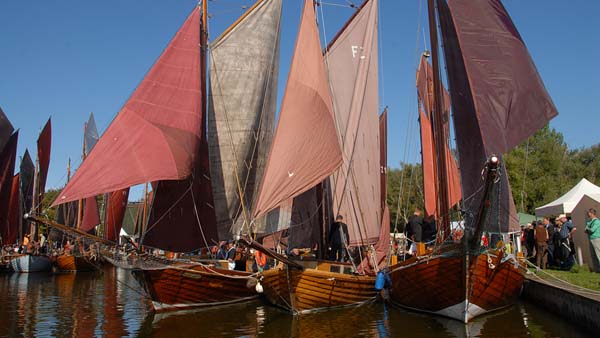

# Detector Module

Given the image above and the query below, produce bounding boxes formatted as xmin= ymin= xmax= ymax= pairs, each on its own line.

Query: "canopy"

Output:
xmin=535 ymin=178 xmax=600 ymax=216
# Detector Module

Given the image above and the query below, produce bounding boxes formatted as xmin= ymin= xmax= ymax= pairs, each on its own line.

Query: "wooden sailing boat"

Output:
xmin=249 ymin=0 xmax=386 ymax=314
xmin=56 ymin=113 xmax=101 ymax=272
xmin=50 ymin=0 xmax=287 ymax=312
xmin=11 ymin=118 xmax=53 ymax=273
xmin=388 ymin=0 xmax=558 ymax=323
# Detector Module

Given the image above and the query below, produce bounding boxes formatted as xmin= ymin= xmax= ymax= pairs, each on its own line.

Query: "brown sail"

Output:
xmin=208 ymin=0 xmax=282 ymax=239
xmin=252 ymin=0 xmax=342 ymax=219
xmin=326 ymin=0 xmax=380 ymax=245
xmin=0 ymin=107 xmax=14 ymax=152
xmin=104 ymin=189 xmax=129 ymax=242
xmin=0 ymin=132 xmax=18 ymax=244
xmin=6 ymin=174 xmax=20 ymax=244
xmin=36 ymin=118 xmax=51 ymax=211
xmin=53 ymin=9 xmax=203 ymax=205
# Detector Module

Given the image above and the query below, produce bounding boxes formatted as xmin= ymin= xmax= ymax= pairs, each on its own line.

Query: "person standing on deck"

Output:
xmin=585 ymin=209 xmax=600 ymax=268
xmin=328 ymin=215 xmax=349 ymax=262
xmin=407 ymin=208 xmax=423 ymax=254
xmin=534 ymin=220 xmax=549 ymax=269
xmin=226 ymin=241 xmax=236 ymax=270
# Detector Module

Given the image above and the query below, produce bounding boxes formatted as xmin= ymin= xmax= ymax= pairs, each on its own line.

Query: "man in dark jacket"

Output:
xmin=328 ymin=215 xmax=349 ymax=262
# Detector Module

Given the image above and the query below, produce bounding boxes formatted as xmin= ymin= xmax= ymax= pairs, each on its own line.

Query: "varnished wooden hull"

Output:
xmin=55 ymin=254 xmax=99 ymax=272
xmin=133 ymin=262 xmax=258 ymax=312
xmin=260 ymin=262 xmax=378 ymax=314
xmin=389 ymin=247 xmax=525 ymax=323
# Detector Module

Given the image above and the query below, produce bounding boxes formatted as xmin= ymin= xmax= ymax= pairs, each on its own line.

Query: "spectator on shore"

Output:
xmin=534 ymin=220 xmax=549 ymax=269
xmin=525 ymin=223 xmax=535 ymax=258
xmin=557 ymin=214 xmax=575 ymax=269
xmin=585 ymin=208 xmax=600 ymax=269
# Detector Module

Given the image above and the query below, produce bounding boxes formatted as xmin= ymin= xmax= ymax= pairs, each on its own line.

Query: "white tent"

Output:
xmin=571 ymin=194 xmax=600 ymax=272
xmin=535 ymin=178 xmax=600 ymax=216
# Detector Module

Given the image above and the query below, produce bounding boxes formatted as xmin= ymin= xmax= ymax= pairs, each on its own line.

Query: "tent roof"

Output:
xmin=535 ymin=178 xmax=600 ymax=216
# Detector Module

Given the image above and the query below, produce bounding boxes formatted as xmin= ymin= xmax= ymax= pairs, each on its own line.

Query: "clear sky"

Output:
xmin=0 ymin=0 xmax=598 ymax=197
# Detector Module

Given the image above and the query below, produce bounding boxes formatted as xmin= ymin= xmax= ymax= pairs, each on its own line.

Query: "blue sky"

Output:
xmin=0 ymin=0 xmax=598 ymax=197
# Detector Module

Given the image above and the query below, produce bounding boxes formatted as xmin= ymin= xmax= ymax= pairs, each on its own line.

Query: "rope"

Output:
xmin=524 ymin=260 xmax=600 ymax=297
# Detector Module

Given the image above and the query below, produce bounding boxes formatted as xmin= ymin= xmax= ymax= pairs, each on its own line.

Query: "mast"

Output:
xmin=76 ymin=122 xmax=87 ymax=229
xmin=29 ymin=155 xmax=39 ymax=238
xmin=427 ymin=0 xmax=450 ymax=239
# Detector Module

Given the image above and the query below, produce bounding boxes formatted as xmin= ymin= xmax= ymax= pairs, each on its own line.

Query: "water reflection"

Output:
xmin=0 ymin=267 xmax=595 ymax=337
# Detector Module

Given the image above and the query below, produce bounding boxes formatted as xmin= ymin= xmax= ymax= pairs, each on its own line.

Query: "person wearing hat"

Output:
xmin=556 ymin=214 xmax=575 ymax=269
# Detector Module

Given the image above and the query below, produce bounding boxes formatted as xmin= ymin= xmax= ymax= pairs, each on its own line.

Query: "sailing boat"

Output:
xmin=11 ymin=118 xmax=53 ymax=273
xmin=49 ymin=0 xmax=286 ymax=311
xmin=247 ymin=0 xmax=386 ymax=314
xmin=388 ymin=0 xmax=557 ymax=322
xmin=0 ymin=107 xmax=18 ymax=272
xmin=55 ymin=113 xmax=101 ymax=272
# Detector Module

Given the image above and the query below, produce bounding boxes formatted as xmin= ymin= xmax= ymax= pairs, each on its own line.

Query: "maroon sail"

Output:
xmin=80 ymin=197 xmax=100 ymax=232
xmin=104 ymin=189 xmax=129 ymax=242
xmin=6 ymin=174 xmax=20 ymax=244
xmin=144 ymin=139 xmax=219 ymax=252
xmin=0 ymin=132 xmax=18 ymax=245
xmin=253 ymin=0 xmax=342 ymax=218
xmin=437 ymin=0 xmax=553 ymax=232
xmin=0 ymin=107 xmax=14 ymax=152
xmin=36 ymin=118 xmax=51 ymax=211
xmin=19 ymin=150 xmax=34 ymax=215
xmin=54 ymin=9 xmax=203 ymax=205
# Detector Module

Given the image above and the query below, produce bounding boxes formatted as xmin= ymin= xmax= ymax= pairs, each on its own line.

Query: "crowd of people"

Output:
xmin=521 ymin=215 xmax=577 ymax=270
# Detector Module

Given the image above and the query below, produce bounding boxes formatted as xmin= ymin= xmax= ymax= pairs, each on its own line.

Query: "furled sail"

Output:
xmin=208 ymin=0 xmax=282 ymax=239
xmin=437 ymin=0 xmax=557 ymax=232
xmin=80 ymin=113 xmax=101 ymax=231
xmin=252 ymin=0 xmax=342 ymax=218
xmin=326 ymin=0 xmax=380 ymax=245
xmin=104 ymin=189 xmax=129 ymax=242
xmin=0 ymin=107 xmax=14 ymax=152
xmin=36 ymin=118 xmax=51 ymax=212
xmin=53 ymin=9 xmax=203 ymax=205
xmin=0 ymin=132 xmax=18 ymax=244
xmin=416 ymin=56 xmax=461 ymax=217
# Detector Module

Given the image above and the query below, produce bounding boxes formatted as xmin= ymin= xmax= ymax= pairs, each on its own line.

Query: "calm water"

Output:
xmin=0 ymin=266 xmax=593 ymax=337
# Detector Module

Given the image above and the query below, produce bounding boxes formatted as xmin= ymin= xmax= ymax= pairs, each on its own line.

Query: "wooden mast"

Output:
xmin=427 ymin=0 xmax=450 ymax=240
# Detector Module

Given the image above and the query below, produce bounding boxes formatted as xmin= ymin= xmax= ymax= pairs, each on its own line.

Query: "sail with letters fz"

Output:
xmin=325 ymin=0 xmax=380 ymax=246
xmin=0 ymin=132 xmax=18 ymax=245
xmin=416 ymin=55 xmax=461 ymax=219
xmin=53 ymin=9 xmax=204 ymax=205
xmin=80 ymin=113 xmax=101 ymax=232
xmin=252 ymin=0 xmax=342 ymax=219
xmin=208 ymin=0 xmax=282 ymax=239
xmin=437 ymin=0 xmax=557 ymax=233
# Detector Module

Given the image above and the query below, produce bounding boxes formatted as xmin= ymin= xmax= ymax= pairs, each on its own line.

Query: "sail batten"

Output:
xmin=253 ymin=0 xmax=342 ymax=219
xmin=53 ymin=9 xmax=203 ymax=206
xmin=208 ymin=0 xmax=282 ymax=239
xmin=326 ymin=0 xmax=380 ymax=245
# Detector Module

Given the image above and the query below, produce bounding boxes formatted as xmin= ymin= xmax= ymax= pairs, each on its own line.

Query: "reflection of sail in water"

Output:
xmin=102 ymin=267 xmax=127 ymax=338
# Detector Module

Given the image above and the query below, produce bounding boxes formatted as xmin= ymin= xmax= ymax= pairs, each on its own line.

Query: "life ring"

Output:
xmin=255 ymin=251 xmax=267 ymax=267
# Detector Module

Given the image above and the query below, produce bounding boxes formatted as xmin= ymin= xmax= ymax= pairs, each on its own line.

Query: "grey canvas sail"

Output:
xmin=208 ymin=0 xmax=282 ymax=239
xmin=437 ymin=0 xmax=557 ymax=233
xmin=84 ymin=112 xmax=99 ymax=155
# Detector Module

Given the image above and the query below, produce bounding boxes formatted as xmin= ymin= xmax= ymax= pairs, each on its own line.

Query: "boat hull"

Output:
xmin=55 ymin=254 xmax=99 ymax=272
xmin=260 ymin=262 xmax=378 ymax=314
xmin=10 ymin=254 xmax=53 ymax=273
xmin=133 ymin=262 xmax=258 ymax=312
xmin=389 ymin=248 xmax=525 ymax=323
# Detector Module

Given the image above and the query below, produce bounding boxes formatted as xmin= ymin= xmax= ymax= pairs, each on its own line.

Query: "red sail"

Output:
xmin=252 ymin=0 xmax=342 ymax=218
xmin=0 ymin=132 xmax=18 ymax=244
xmin=379 ymin=109 xmax=387 ymax=213
xmin=357 ymin=205 xmax=390 ymax=274
xmin=36 ymin=118 xmax=51 ymax=210
xmin=6 ymin=174 xmax=20 ymax=244
xmin=54 ymin=9 xmax=203 ymax=206
xmin=80 ymin=197 xmax=100 ymax=232
xmin=104 ymin=189 xmax=129 ymax=242
xmin=419 ymin=109 xmax=437 ymax=218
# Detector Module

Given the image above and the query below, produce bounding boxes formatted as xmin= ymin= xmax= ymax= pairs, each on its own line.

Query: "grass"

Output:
xmin=535 ymin=266 xmax=600 ymax=291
